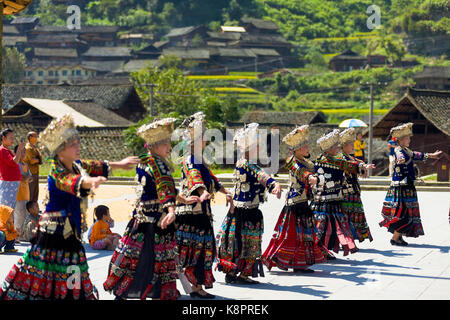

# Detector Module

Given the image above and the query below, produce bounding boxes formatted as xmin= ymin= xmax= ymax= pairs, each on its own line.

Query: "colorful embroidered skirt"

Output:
xmin=103 ymin=217 xmax=178 ymax=300
xmin=175 ymin=213 xmax=216 ymax=288
xmin=0 ymin=180 xmax=20 ymax=209
xmin=342 ymin=193 xmax=373 ymax=243
xmin=216 ymin=207 xmax=265 ymax=278
xmin=0 ymin=213 xmax=97 ymax=300
xmin=262 ymin=202 xmax=326 ymax=271
xmin=311 ymin=200 xmax=358 ymax=256
xmin=379 ymin=184 xmax=424 ymax=238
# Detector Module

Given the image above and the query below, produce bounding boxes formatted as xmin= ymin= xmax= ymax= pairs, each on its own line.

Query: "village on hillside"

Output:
xmin=1 ymin=10 xmax=449 ymax=181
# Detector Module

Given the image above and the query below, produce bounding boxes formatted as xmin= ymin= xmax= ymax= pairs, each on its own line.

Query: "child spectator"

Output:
xmin=0 ymin=204 xmax=19 ymax=253
xmin=19 ymin=201 xmax=40 ymax=242
xmin=14 ymin=145 xmax=32 ymax=238
xmin=89 ymin=205 xmax=120 ymax=250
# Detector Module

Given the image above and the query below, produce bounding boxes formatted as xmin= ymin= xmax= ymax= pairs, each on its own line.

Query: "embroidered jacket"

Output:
xmin=313 ymin=153 xmax=363 ymax=202
xmin=133 ymin=154 xmax=177 ymax=224
xmin=391 ymin=146 xmax=427 ymax=186
xmin=233 ymin=158 xmax=276 ymax=209
xmin=176 ymin=155 xmax=222 ymax=218
xmin=44 ymin=158 xmax=110 ymax=237
xmin=341 ymin=152 xmax=362 ymax=195
xmin=285 ymin=156 xmax=315 ymax=206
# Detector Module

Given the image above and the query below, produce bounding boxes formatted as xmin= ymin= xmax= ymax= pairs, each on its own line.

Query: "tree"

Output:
xmin=2 ymin=48 xmax=26 ymax=84
xmin=125 ymin=66 xmax=242 ymax=154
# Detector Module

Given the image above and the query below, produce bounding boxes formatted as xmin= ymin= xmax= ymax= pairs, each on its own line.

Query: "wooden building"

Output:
xmin=2 ymin=84 xmax=146 ymax=123
xmin=413 ymin=66 xmax=450 ymax=91
xmin=369 ymin=87 xmax=450 ymax=180
xmin=329 ymin=50 xmax=368 ymax=72
xmin=226 ymin=111 xmax=329 ymax=170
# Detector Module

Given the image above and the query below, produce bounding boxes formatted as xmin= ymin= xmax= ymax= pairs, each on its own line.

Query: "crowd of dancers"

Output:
xmin=0 ymin=111 xmax=442 ymax=300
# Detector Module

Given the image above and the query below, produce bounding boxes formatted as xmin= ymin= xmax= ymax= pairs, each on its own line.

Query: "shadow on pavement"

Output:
xmin=83 ymin=244 xmax=115 ymax=261
xmin=356 ymin=248 xmax=412 ymax=258
xmin=404 ymin=243 xmax=450 ymax=253
xmin=215 ymin=280 xmax=331 ymax=299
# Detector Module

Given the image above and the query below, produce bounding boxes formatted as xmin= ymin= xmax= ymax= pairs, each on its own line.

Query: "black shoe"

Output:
xmin=294 ymin=268 xmax=315 ymax=273
xmin=236 ymin=276 xmax=259 ymax=284
xmin=190 ymin=291 xmax=216 ymax=299
xmin=327 ymin=254 xmax=337 ymax=260
xmin=390 ymin=239 xmax=408 ymax=246
xmin=225 ymin=273 xmax=237 ymax=284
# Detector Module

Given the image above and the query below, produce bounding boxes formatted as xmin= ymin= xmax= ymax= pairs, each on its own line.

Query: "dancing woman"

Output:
xmin=0 ymin=114 xmax=138 ymax=300
xmin=175 ymin=112 xmax=234 ymax=299
xmin=311 ymin=129 xmax=374 ymax=259
xmin=262 ymin=125 xmax=326 ymax=273
xmin=217 ymin=123 xmax=282 ymax=284
xmin=104 ymin=118 xmax=197 ymax=300
xmin=379 ymin=123 xmax=441 ymax=246
xmin=339 ymin=128 xmax=373 ymax=243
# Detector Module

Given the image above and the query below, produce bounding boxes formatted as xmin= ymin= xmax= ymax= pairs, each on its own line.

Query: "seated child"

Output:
xmin=0 ymin=204 xmax=19 ymax=253
xmin=89 ymin=205 xmax=120 ymax=250
xmin=19 ymin=201 xmax=40 ymax=242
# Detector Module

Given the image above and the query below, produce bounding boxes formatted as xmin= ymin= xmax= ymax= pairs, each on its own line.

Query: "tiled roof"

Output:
xmin=112 ymin=60 xmax=157 ymax=73
xmin=34 ymin=47 xmax=78 ymax=58
xmin=3 ymin=36 xmax=27 ymax=46
xmin=413 ymin=66 xmax=450 ymax=79
xmin=165 ymin=26 xmax=197 ymax=38
xmin=407 ymin=88 xmax=450 ymax=136
xmin=240 ymin=111 xmax=326 ymax=125
xmin=207 ymin=31 xmax=241 ymax=41
xmin=81 ymin=46 xmax=132 ymax=58
xmin=240 ymin=18 xmax=279 ymax=31
xmin=29 ymin=34 xmax=83 ymax=44
xmin=32 ymin=25 xmax=119 ymax=33
xmin=330 ymin=50 xmax=367 ymax=61
xmin=162 ymin=48 xmax=210 ymax=59
xmin=1 ymin=121 xmax=133 ymax=161
xmin=3 ymin=25 xmax=20 ymax=34
xmin=11 ymin=16 xmax=39 ymax=24
xmin=64 ymin=100 xmax=134 ymax=126
xmin=81 ymin=60 xmax=126 ymax=72
xmin=2 ymin=84 xmax=139 ymax=111
xmin=371 ymin=88 xmax=450 ymax=137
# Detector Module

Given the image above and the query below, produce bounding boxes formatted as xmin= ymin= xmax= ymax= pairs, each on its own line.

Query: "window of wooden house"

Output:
xmin=62 ymin=70 xmax=68 ymax=76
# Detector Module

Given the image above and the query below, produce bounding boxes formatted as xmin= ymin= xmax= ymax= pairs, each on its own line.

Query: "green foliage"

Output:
xmin=126 ymin=67 xmax=242 ymax=153
xmin=2 ymin=48 xmax=26 ymax=84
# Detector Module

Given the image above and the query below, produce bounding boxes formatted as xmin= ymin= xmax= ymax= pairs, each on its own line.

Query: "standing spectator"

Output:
xmin=387 ymin=137 xmax=397 ymax=177
xmin=23 ymin=131 xmax=42 ymax=202
xmin=353 ymin=132 xmax=366 ymax=162
xmin=14 ymin=145 xmax=32 ymax=237
xmin=0 ymin=129 xmax=24 ymax=209
xmin=19 ymin=201 xmax=40 ymax=242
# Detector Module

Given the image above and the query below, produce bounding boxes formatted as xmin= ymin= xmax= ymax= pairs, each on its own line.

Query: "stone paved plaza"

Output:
xmin=1 ymin=186 xmax=449 ymax=300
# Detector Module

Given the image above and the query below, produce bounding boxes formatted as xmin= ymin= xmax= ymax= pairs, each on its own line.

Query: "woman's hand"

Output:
xmin=397 ymin=157 xmax=405 ymax=164
xmin=82 ymin=176 xmax=107 ymax=189
xmin=271 ymin=182 xmax=282 ymax=199
xmin=161 ymin=210 xmax=176 ymax=229
xmin=428 ymin=150 xmax=442 ymax=159
xmin=308 ymin=175 xmax=317 ymax=187
xmin=177 ymin=194 xmax=201 ymax=204
xmin=199 ymin=191 xmax=212 ymax=202
xmin=110 ymin=156 xmax=140 ymax=171
xmin=365 ymin=163 xmax=376 ymax=170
